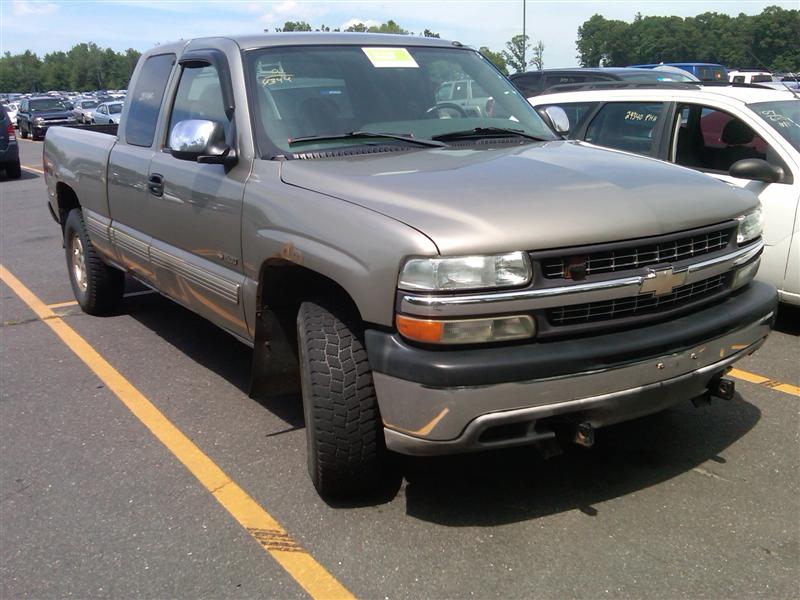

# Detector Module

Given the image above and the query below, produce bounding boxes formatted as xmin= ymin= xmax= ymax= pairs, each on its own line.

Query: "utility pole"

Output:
xmin=522 ymin=0 xmax=526 ymax=68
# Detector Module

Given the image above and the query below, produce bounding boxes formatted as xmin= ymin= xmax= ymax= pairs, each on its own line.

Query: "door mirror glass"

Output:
xmin=169 ymin=119 xmax=225 ymax=160
xmin=544 ymin=105 xmax=570 ymax=134
xmin=729 ymin=158 xmax=784 ymax=183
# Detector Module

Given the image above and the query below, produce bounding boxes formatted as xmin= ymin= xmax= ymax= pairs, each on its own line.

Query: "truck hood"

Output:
xmin=32 ymin=110 xmax=73 ymax=119
xmin=280 ymin=141 xmax=757 ymax=254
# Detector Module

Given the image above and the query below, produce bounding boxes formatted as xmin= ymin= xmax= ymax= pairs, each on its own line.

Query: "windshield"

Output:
xmin=750 ymin=100 xmax=800 ymax=152
xmin=246 ymin=45 xmax=555 ymax=155
xmin=30 ymin=98 xmax=68 ymax=112
xmin=108 ymin=103 xmax=123 ymax=114
xmin=81 ymin=101 xmax=98 ymax=108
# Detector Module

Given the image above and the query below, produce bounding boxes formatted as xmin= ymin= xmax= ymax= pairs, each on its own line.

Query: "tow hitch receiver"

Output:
xmin=692 ymin=377 xmax=736 ymax=407
xmin=573 ymin=422 xmax=595 ymax=448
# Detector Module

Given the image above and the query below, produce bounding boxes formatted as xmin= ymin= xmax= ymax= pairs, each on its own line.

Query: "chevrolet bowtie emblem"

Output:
xmin=640 ymin=267 xmax=687 ymax=296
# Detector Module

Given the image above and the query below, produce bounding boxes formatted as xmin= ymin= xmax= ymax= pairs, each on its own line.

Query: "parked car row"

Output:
xmin=42 ymin=34 xmax=779 ymax=497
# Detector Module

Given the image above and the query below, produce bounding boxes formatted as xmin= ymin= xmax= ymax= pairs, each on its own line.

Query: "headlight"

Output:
xmin=34 ymin=117 xmax=45 ymax=124
xmin=399 ymin=252 xmax=532 ymax=292
xmin=737 ymin=207 xmax=763 ymax=244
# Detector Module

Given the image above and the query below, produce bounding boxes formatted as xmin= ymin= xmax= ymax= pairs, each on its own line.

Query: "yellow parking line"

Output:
xmin=0 ymin=264 xmax=355 ymax=600
xmin=729 ymin=368 xmax=800 ymax=397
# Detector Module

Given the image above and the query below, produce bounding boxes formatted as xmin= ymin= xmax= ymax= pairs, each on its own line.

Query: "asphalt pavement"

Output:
xmin=1 ymin=138 xmax=798 ymax=599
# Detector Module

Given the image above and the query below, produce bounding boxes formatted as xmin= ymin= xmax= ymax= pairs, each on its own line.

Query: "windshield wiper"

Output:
xmin=288 ymin=131 xmax=445 ymax=148
xmin=431 ymin=127 xmax=547 ymax=143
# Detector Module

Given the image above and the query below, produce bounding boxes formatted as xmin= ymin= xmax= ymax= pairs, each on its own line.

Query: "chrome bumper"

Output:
xmin=375 ymin=312 xmax=773 ymax=456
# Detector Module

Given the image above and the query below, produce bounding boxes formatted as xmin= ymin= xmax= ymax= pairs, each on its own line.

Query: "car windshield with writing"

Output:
xmin=246 ymin=45 xmax=555 ymax=155
xmin=30 ymin=98 xmax=68 ymax=112
xmin=750 ymin=99 xmax=800 ymax=151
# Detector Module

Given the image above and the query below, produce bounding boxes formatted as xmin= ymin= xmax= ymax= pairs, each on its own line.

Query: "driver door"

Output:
xmin=146 ymin=53 xmax=249 ymax=339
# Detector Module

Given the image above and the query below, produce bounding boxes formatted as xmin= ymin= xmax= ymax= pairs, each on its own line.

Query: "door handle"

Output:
xmin=148 ymin=173 xmax=164 ymax=197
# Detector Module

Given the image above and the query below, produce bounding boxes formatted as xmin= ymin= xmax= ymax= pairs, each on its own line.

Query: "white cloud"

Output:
xmin=340 ymin=18 xmax=381 ymax=30
xmin=11 ymin=0 xmax=58 ymax=16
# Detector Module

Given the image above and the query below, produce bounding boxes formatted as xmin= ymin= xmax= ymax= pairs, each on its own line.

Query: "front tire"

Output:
xmin=297 ymin=301 xmax=386 ymax=497
xmin=64 ymin=209 xmax=124 ymax=315
xmin=20 ymin=122 xmax=29 ymax=139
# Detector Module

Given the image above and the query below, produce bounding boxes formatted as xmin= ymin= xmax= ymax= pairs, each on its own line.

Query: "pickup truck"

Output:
xmin=44 ymin=33 xmax=777 ymax=497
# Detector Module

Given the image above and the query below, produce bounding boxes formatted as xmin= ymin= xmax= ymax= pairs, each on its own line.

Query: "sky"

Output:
xmin=1 ymin=0 xmax=796 ymax=68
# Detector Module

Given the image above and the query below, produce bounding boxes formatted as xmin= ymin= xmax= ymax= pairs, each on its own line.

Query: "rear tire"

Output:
xmin=64 ymin=209 xmax=124 ymax=315
xmin=297 ymin=301 xmax=386 ymax=497
xmin=20 ymin=122 xmax=29 ymax=139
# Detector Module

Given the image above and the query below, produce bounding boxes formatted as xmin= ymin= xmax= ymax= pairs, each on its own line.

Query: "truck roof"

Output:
xmin=145 ymin=32 xmax=460 ymax=57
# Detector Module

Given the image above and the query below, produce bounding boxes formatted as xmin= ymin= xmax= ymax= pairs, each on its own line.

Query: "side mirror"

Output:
xmin=169 ymin=119 xmax=237 ymax=167
xmin=729 ymin=158 xmax=783 ymax=183
xmin=543 ymin=105 xmax=570 ymax=135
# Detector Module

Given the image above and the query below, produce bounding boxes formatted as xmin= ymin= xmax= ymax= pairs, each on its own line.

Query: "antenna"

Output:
xmin=746 ymin=49 xmax=799 ymax=99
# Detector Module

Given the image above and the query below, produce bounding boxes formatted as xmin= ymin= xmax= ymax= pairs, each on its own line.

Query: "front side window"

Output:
xmin=670 ymin=104 xmax=785 ymax=173
xmin=168 ymin=64 xmax=230 ymax=138
xmin=538 ymin=102 xmax=599 ymax=137
xmin=124 ymin=53 xmax=175 ymax=147
xmin=585 ymin=102 xmax=665 ymax=156
xmin=246 ymin=45 xmax=555 ymax=155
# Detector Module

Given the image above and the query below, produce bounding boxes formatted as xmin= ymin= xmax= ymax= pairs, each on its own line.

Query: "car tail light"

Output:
xmin=7 ymin=122 xmax=15 ymax=141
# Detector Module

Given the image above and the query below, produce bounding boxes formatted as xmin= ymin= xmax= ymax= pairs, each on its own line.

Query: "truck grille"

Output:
xmin=541 ymin=228 xmax=733 ymax=279
xmin=547 ymin=273 xmax=729 ymax=326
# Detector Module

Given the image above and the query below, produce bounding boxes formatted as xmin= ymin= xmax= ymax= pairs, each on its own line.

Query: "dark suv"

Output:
xmin=0 ymin=104 xmax=20 ymax=179
xmin=17 ymin=96 xmax=75 ymax=141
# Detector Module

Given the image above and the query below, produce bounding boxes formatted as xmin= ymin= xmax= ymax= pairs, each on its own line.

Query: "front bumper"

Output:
xmin=366 ymin=281 xmax=777 ymax=456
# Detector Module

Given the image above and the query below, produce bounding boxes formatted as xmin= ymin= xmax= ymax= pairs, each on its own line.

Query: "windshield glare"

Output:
xmin=247 ymin=45 xmax=556 ymax=154
xmin=750 ymin=100 xmax=800 ymax=151
xmin=30 ymin=99 xmax=68 ymax=112
xmin=108 ymin=103 xmax=123 ymax=114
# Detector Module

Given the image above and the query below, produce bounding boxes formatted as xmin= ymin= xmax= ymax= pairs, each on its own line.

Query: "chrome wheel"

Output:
xmin=71 ymin=234 xmax=87 ymax=293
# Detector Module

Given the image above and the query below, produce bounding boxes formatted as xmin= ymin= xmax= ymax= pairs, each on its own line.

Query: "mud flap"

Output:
xmin=249 ymin=308 xmax=300 ymax=400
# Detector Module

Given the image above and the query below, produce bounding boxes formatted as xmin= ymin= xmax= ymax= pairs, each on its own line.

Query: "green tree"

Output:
xmin=502 ymin=34 xmax=530 ymax=74
xmin=530 ymin=40 xmax=545 ymax=70
xmin=275 ymin=21 xmax=312 ymax=32
xmin=479 ymin=46 xmax=508 ymax=75
xmin=422 ymin=29 xmax=440 ymax=38
xmin=345 ymin=22 xmax=369 ymax=33
xmin=367 ymin=20 xmax=409 ymax=34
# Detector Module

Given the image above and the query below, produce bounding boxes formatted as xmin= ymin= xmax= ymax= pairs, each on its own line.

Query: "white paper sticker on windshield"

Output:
xmin=362 ymin=47 xmax=419 ymax=68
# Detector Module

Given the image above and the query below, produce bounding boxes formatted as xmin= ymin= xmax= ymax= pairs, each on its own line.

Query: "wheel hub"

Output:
xmin=71 ymin=235 xmax=87 ymax=293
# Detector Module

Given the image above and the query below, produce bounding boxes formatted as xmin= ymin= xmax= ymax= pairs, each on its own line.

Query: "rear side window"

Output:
xmin=124 ymin=53 xmax=175 ymax=147
xmin=585 ymin=102 xmax=665 ymax=156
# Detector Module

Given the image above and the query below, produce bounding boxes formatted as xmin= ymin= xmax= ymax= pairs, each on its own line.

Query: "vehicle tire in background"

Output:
xmin=64 ymin=209 xmax=124 ymax=315
xmin=5 ymin=162 xmax=21 ymax=179
xmin=297 ymin=300 xmax=388 ymax=497
xmin=20 ymin=122 xmax=29 ymax=139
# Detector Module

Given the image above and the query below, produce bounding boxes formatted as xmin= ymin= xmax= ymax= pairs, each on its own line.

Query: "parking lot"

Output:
xmin=1 ymin=138 xmax=798 ymax=598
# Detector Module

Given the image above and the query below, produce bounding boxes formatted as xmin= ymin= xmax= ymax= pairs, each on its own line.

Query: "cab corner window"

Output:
xmin=124 ymin=53 xmax=175 ymax=147
xmin=585 ymin=102 xmax=664 ymax=156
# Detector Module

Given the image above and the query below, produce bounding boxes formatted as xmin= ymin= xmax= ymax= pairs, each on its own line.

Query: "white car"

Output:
xmin=90 ymin=101 xmax=123 ymax=124
xmin=2 ymin=102 xmax=19 ymax=127
xmin=529 ymin=85 xmax=800 ymax=305
xmin=73 ymin=99 xmax=99 ymax=123
xmin=728 ymin=70 xmax=773 ymax=85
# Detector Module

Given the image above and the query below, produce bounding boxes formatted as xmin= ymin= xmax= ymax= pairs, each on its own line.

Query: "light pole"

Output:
xmin=522 ymin=0 xmax=526 ymax=68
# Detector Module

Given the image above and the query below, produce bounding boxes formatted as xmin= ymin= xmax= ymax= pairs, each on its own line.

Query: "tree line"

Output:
xmin=0 ymin=43 xmax=141 ymax=92
xmin=577 ymin=6 xmax=799 ymax=71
